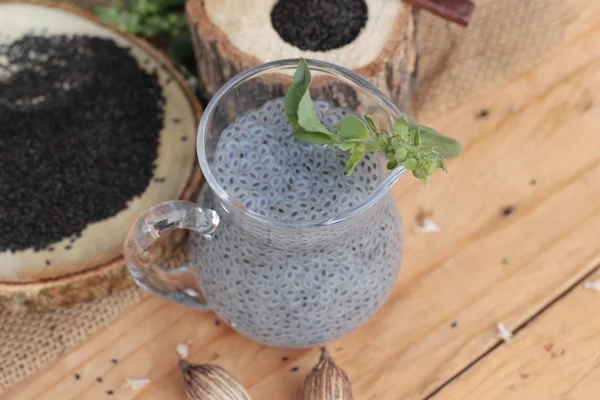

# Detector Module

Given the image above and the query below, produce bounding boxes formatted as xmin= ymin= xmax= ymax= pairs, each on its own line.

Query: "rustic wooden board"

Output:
xmin=2 ymin=0 xmax=600 ymax=399
xmin=0 ymin=0 xmax=203 ymax=312
xmin=430 ymin=267 xmax=600 ymax=400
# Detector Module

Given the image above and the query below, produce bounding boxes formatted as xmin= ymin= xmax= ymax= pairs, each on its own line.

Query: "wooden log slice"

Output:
xmin=0 ymin=0 xmax=203 ymax=312
xmin=186 ymin=0 xmax=419 ymax=114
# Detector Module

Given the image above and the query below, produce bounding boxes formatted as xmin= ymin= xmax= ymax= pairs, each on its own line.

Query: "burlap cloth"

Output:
xmin=0 ymin=0 xmax=567 ymax=393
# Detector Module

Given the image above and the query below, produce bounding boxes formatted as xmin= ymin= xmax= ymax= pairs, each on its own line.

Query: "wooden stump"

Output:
xmin=0 ymin=0 xmax=203 ymax=312
xmin=186 ymin=0 xmax=419 ymax=114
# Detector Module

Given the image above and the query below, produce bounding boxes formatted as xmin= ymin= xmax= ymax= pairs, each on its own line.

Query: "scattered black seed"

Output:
xmin=45 ymin=260 xmax=51 ymax=266
xmin=165 ymin=77 xmax=172 ymax=84
xmin=173 ymin=118 xmax=180 ymax=123
xmin=48 ymin=247 xmax=54 ymax=252
xmin=501 ymin=205 xmax=515 ymax=217
xmin=181 ymin=135 xmax=188 ymax=142
xmin=282 ymin=356 xmax=289 ymax=362
xmin=291 ymin=366 xmax=299 ymax=372
xmin=214 ymin=320 xmax=221 ymax=326
xmin=271 ymin=0 xmax=367 ymax=52
xmin=49 ymin=325 xmax=56 ymax=332
xmin=154 ymin=177 xmax=167 ymax=183
xmin=451 ymin=321 xmax=458 ymax=328
xmin=111 ymin=358 xmax=118 ymax=364
xmin=75 ymin=373 xmax=81 ymax=380
xmin=143 ymin=59 xmax=150 ymax=65
xmin=106 ymin=390 xmax=114 ymax=395
xmin=97 ymin=377 xmax=103 ymax=383
xmin=0 ymin=35 xmax=163 ymax=252
xmin=476 ymin=108 xmax=490 ymax=119
xmin=65 ymin=245 xmax=72 ymax=250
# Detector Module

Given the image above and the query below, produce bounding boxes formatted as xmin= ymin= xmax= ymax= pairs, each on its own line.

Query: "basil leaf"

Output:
xmin=414 ymin=129 xmax=421 ymax=146
xmin=392 ymin=116 xmax=410 ymax=136
xmin=284 ymin=58 xmax=310 ymax=134
xmin=364 ymin=114 xmax=378 ymax=132
xmin=363 ymin=142 xmax=381 ymax=152
xmin=334 ymin=115 xmax=372 ymax=141
xmin=403 ymin=158 xmax=419 ymax=170
xmin=295 ymin=130 xmax=342 ymax=145
xmin=335 ymin=142 xmax=355 ymax=152
xmin=281 ymin=59 xmax=464 ymax=186
xmin=417 ymin=126 xmax=463 ymax=158
xmin=298 ymin=91 xmax=336 ymax=136
xmin=345 ymin=148 xmax=365 ymax=175
xmin=394 ymin=147 xmax=408 ymax=162
xmin=429 ymin=152 xmax=448 ymax=173
xmin=387 ymin=160 xmax=399 ymax=170
xmin=284 ymin=58 xmax=338 ymax=144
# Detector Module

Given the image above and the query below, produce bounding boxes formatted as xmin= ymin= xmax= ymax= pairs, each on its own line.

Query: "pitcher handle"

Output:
xmin=124 ymin=200 xmax=219 ymax=310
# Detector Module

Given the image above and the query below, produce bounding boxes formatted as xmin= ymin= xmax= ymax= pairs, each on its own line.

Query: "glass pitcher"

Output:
xmin=124 ymin=59 xmax=407 ymax=348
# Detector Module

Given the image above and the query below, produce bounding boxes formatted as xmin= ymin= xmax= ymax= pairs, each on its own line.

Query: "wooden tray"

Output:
xmin=0 ymin=0 xmax=203 ymax=313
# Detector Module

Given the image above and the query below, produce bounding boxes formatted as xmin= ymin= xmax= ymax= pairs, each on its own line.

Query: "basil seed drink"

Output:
xmin=125 ymin=59 xmax=461 ymax=349
xmin=190 ymin=98 xmax=403 ymax=347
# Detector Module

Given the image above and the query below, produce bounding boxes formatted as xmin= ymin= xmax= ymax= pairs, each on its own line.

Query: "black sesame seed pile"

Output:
xmin=0 ymin=35 xmax=164 ymax=253
xmin=271 ymin=0 xmax=368 ymax=52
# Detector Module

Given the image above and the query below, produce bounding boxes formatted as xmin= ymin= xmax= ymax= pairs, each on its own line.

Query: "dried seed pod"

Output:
xmin=179 ymin=360 xmax=251 ymax=400
xmin=303 ymin=348 xmax=354 ymax=400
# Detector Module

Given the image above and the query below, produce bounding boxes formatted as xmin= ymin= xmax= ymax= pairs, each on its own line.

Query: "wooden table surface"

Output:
xmin=4 ymin=1 xmax=600 ymax=399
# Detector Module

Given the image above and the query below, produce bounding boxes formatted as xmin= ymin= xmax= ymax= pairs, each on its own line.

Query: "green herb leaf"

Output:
xmin=284 ymin=58 xmax=338 ymax=145
xmin=387 ymin=160 xmax=399 ymax=170
xmin=336 ymin=142 xmax=355 ymax=152
xmin=334 ymin=115 xmax=372 ymax=141
xmin=430 ymin=153 xmax=448 ymax=173
xmin=95 ymin=0 xmax=187 ymax=39
xmin=392 ymin=116 xmax=410 ymax=136
xmin=417 ymin=126 xmax=463 ymax=158
xmin=346 ymin=146 xmax=365 ymax=174
xmin=414 ymin=129 xmax=422 ymax=146
xmin=283 ymin=58 xmax=463 ymax=185
xmin=403 ymin=158 xmax=419 ymax=170
xmin=298 ymin=92 xmax=335 ymax=136
xmin=364 ymin=114 xmax=378 ymax=133
xmin=95 ymin=6 xmax=122 ymax=25
xmin=294 ymin=131 xmax=341 ymax=145
xmin=394 ymin=147 xmax=409 ymax=163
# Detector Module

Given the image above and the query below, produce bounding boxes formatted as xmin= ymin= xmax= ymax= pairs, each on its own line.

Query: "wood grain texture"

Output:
xmin=2 ymin=0 xmax=600 ymax=398
xmin=0 ymin=0 xmax=203 ymax=312
xmin=431 ymin=267 xmax=600 ymax=400
xmin=186 ymin=0 xmax=418 ymax=113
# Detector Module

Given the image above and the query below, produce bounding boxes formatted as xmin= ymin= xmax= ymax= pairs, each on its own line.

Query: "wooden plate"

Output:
xmin=187 ymin=0 xmax=418 ymax=113
xmin=0 ymin=0 xmax=203 ymax=312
